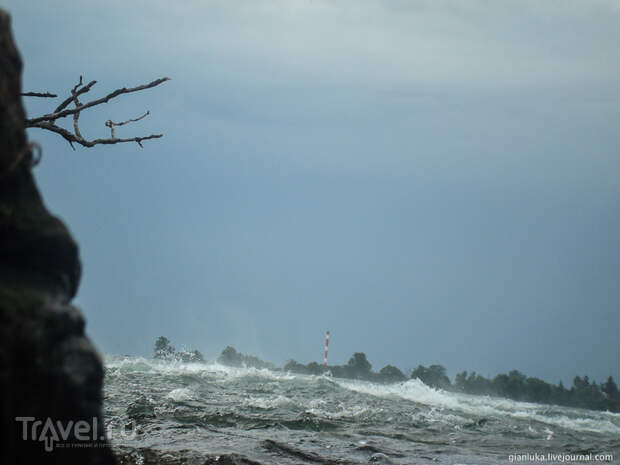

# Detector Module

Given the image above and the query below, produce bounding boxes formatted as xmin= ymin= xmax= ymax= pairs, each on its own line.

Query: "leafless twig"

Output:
xmin=105 ymin=111 xmax=150 ymax=138
xmin=29 ymin=121 xmax=163 ymax=149
xmin=24 ymin=76 xmax=170 ymax=149
xmin=21 ymin=91 xmax=58 ymax=98
xmin=53 ymin=77 xmax=97 ymax=115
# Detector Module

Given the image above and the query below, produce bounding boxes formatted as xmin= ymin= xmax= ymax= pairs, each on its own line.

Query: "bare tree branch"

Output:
xmin=27 ymin=77 xmax=170 ymax=125
xmin=53 ymin=77 xmax=97 ymax=114
xmin=24 ymin=76 xmax=169 ymax=149
xmin=72 ymin=75 xmax=83 ymax=93
xmin=71 ymin=76 xmax=83 ymax=139
xmin=105 ymin=111 xmax=150 ymax=138
xmin=21 ymin=92 xmax=58 ymax=98
xmin=30 ymin=121 xmax=162 ymax=150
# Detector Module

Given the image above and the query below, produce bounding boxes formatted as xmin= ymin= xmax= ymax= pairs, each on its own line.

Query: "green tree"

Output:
xmin=454 ymin=371 xmax=468 ymax=392
xmin=379 ymin=365 xmax=407 ymax=383
xmin=154 ymin=336 xmax=175 ymax=359
xmin=494 ymin=370 xmax=526 ymax=400
xmin=284 ymin=359 xmax=306 ymax=373
xmin=177 ymin=349 xmax=204 ymax=362
xmin=306 ymin=361 xmax=325 ymax=375
xmin=573 ymin=375 xmax=588 ymax=391
xmin=601 ymin=376 xmax=620 ymax=412
xmin=601 ymin=376 xmax=618 ymax=397
xmin=217 ymin=346 xmax=274 ymax=369
xmin=465 ymin=371 xmax=494 ymax=395
xmin=550 ymin=380 xmax=571 ymax=406
xmin=218 ymin=346 xmax=243 ymax=367
xmin=524 ymin=377 xmax=551 ymax=403
xmin=411 ymin=364 xmax=451 ymax=389
xmin=571 ymin=375 xmax=605 ymax=409
xmin=347 ymin=352 xmax=372 ymax=379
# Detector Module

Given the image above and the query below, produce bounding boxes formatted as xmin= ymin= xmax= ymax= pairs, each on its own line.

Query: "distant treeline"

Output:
xmin=153 ymin=338 xmax=619 ymax=413
xmin=450 ymin=369 xmax=619 ymax=413
xmin=284 ymin=352 xmax=409 ymax=384
xmin=284 ymin=354 xmax=620 ymax=413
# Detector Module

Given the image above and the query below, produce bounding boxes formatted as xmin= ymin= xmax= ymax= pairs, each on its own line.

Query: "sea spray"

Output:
xmin=104 ymin=355 xmax=619 ymax=465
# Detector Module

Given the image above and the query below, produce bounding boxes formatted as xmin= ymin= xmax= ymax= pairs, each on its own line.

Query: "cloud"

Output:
xmin=7 ymin=0 xmax=620 ymax=190
xmin=131 ymin=0 xmax=620 ymax=95
xmin=15 ymin=0 xmax=618 ymax=95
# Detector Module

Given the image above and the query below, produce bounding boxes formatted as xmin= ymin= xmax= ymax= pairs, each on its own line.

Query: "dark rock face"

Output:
xmin=0 ymin=9 xmax=115 ymax=464
xmin=0 ymin=10 xmax=26 ymax=174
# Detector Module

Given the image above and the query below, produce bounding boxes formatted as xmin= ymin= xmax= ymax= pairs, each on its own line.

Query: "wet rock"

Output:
xmin=0 ymin=10 xmax=26 ymax=174
xmin=369 ymin=452 xmax=396 ymax=464
xmin=0 ymin=9 xmax=114 ymax=464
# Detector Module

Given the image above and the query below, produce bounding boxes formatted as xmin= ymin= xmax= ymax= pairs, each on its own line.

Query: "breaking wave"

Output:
xmin=103 ymin=355 xmax=620 ymax=464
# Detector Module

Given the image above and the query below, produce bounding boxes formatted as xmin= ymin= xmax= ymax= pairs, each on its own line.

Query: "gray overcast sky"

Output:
xmin=5 ymin=0 xmax=619 ymax=385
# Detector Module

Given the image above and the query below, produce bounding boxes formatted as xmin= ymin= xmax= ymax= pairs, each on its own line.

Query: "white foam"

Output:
xmin=105 ymin=355 xmax=156 ymax=372
xmin=308 ymin=398 xmax=326 ymax=407
xmin=243 ymin=395 xmax=293 ymax=409
xmin=334 ymin=378 xmax=620 ymax=435
xmin=216 ymin=365 xmax=297 ymax=382
xmin=305 ymin=403 xmax=378 ymax=420
xmin=105 ymin=355 xmax=620 ymax=436
xmin=544 ymin=427 xmax=554 ymax=440
xmin=105 ymin=355 xmax=296 ymax=381
xmin=166 ymin=387 xmax=194 ymax=402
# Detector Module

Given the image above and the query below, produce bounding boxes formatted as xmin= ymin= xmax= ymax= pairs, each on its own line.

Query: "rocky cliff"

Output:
xmin=0 ymin=10 xmax=115 ymax=464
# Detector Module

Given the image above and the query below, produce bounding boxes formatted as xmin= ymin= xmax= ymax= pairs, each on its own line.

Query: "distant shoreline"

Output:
xmin=124 ymin=339 xmax=620 ymax=414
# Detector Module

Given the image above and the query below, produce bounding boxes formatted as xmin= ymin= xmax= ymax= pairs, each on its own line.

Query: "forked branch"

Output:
xmin=105 ymin=111 xmax=150 ymax=139
xmin=23 ymin=76 xmax=170 ymax=149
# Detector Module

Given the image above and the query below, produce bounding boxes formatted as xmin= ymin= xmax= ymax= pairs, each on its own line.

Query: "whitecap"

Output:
xmin=166 ymin=387 xmax=194 ymax=402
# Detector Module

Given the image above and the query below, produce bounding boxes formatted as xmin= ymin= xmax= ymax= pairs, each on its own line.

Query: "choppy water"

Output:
xmin=104 ymin=356 xmax=619 ymax=464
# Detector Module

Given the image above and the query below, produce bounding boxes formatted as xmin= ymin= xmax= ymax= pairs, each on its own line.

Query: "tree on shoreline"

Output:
xmin=217 ymin=346 xmax=274 ymax=369
xmin=411 ymin=364 xmax=451 ymax=390
xmin=379 ymin=365 xmax=407 ymax=383
xmin=153 ymin=336 xmax=203 ymax=362
xmin=347 ymin=352 xmax=372 ymax=379
xmin=154 ymin=336 xmax=175 ymax=359
xmin=602 ymin=376 xmax=618 ymax=397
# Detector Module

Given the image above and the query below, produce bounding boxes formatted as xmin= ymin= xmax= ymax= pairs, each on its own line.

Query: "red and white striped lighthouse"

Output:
xmin=323 ymin=331 xmax=330 ymax=367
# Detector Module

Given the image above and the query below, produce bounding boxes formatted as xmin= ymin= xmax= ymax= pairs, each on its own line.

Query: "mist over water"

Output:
xmin=104 ymin=356 xmax=619 ymax=464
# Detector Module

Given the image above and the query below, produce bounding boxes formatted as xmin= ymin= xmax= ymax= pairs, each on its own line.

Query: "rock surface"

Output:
xmin=0 ymin=9 xmax=115 ymax=464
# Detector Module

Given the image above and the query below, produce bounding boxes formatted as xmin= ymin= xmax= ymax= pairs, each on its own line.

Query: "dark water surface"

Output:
xmin=104 ymin=356 xmax=619 ymax=464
